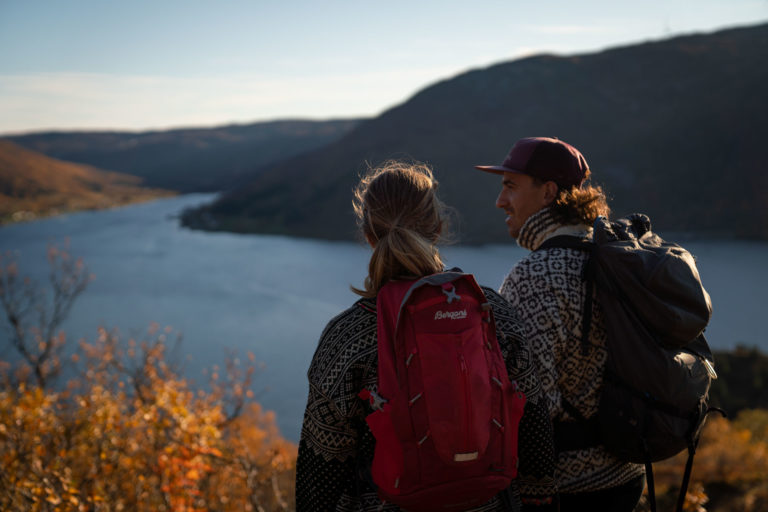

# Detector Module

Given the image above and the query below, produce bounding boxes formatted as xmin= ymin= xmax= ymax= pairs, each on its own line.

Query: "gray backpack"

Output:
xmin=538 ymin=214 xmax=724 ymax=512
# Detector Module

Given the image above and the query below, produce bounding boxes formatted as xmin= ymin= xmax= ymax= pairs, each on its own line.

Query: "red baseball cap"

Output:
xmin=475 ymin=137 xmax=589 ymax=189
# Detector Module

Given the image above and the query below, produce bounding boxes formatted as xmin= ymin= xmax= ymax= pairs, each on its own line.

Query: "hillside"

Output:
xmin=183 ymin=23 xmax=768 ymax=243
xmin=5 ymin=119 xmax=362 ymax=192
xmin=0 ymin=140 xmax=172 ymax=222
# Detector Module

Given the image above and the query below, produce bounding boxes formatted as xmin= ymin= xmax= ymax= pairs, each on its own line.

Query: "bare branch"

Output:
xmin=0 ymin=244 xmax=91 ymax=388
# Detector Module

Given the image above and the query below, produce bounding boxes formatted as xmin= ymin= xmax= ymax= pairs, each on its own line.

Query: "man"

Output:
xmin=475 ymin=137 xmax=645 ymax=511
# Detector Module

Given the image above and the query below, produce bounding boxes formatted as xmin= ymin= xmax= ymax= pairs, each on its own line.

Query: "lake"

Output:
xmin=1 ymin=194 xmax=766 ymax=441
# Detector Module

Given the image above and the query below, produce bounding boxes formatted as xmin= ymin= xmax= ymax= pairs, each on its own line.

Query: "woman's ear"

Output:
xmin=365 ymin=232 xmax=377 ymax=248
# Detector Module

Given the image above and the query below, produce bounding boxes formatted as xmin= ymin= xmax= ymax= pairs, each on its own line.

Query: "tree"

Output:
xmin=0 ymin=243 xmax=90 ymax=388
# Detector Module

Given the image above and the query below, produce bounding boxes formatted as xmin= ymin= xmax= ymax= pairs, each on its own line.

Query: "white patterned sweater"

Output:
xmin=499 ymin=207 xmax=644 ymax=493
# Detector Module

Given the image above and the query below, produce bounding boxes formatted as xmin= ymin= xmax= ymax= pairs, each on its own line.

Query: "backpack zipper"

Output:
xmin=459 ymin=353 xmax=472 ymax=453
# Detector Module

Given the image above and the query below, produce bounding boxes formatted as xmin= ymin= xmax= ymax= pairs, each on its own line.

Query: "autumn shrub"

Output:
xmin=0 ymin=326 xmax=297 ymax=511
xmin=635 ymin=410 xmax=768 ymax=512
xmin=0 ymin=245 xmax=297 ymax=511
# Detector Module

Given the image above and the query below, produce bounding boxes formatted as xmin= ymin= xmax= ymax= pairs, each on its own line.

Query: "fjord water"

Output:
xmin=1 ymin=194 xmax=766 ymax=440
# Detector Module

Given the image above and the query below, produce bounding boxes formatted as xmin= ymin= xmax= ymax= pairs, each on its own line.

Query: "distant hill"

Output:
xmin=0 ymin=140 xmax=172 ymax=223
xmin=183 ymin=23 xmax=768 ymax=243
xmin=4 ymin=119 xmax=362 ymax=192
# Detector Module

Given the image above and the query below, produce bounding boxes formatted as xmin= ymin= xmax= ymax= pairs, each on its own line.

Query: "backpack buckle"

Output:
xmin=441 ymin=284 xmax=461 ymax=303
xmin=358 ymin=389 xmax=388 ymax=411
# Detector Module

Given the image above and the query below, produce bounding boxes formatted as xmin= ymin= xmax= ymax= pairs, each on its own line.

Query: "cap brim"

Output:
xmin=474 ymin=165 xmax=524 ymax=176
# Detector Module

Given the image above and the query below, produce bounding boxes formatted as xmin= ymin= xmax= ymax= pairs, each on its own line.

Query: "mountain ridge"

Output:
xmin=184 ymin=22 xmax=768 ymax=242
xmin=5 ymin=118 xmax=363 ymax=193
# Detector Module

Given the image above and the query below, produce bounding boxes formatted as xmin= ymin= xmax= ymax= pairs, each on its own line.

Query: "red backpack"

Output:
xmin=359 ymin=272 xmax=526 ymax=511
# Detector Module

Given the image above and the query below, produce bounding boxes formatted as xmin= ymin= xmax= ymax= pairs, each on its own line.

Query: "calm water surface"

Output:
xmin=1 ymin=194 xmax=766 ymax=440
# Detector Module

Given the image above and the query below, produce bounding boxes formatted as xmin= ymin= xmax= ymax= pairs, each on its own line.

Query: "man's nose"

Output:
xmin=495 ymin=191 xmax=506 ymax=209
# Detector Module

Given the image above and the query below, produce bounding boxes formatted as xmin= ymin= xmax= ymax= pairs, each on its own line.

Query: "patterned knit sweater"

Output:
xmin=499 ymin=208 xmax=645 ymax=493
xmin=296 ymin=285 xmax=558 ymax=512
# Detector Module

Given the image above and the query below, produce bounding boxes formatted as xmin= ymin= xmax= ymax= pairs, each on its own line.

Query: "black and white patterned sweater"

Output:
xmin=499 ymin=207 xmax=645 ymax=493
xmin=296 ymin=285 xmax=558 ymax=512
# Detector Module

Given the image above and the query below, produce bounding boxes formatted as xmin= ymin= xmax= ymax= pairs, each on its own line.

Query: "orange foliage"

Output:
xmin=638 ymin=411 xmax=768 ymax=512
xmin=0 ymin=328 xmax=296 ymax=511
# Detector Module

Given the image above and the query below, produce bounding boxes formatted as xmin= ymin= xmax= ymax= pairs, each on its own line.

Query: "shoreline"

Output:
xmin=0 ymin=189 xmax=177 ymax=227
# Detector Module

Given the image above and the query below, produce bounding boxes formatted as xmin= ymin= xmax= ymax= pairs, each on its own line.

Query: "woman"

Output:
xmin=296 ymin=161 xmax=558 ymax=511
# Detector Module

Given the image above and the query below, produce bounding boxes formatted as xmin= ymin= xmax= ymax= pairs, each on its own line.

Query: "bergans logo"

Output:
xmin=434 ymin=309 xmax=467 ymax=320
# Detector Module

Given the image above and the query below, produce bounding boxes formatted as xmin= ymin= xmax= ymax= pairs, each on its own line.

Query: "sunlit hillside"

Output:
xmin=0 ymin=140 xmax=172 ymax=223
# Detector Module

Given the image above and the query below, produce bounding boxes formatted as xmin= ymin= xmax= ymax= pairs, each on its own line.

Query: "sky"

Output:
xmin=1 ymin=0 xmax=767 ymax=134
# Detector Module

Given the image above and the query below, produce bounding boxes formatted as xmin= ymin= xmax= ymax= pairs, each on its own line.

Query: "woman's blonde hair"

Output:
xmin=351 ymin=161 xmax=447 ymax=298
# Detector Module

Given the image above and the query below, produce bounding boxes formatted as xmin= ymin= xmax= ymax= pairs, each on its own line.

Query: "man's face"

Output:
xmin=495 ymin=172 xmax=553 ymax=238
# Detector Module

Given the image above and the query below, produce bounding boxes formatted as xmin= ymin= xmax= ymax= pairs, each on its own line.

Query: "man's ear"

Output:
xmin=542 ymin=181 xmax=559 ymax=205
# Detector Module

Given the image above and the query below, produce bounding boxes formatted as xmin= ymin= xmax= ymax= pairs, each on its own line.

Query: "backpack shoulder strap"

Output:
xmin=536 ymin=235 xmax=596 ymax=357
xmin=537 ymin=234 xmax=601 ymax=452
